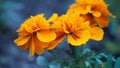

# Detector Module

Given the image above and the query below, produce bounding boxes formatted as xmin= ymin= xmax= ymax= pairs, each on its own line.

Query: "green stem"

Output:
xmin=69 ymin=44 xmax=80 ymax=58
xmin=80 ymin=45 xmax=85 ymax=57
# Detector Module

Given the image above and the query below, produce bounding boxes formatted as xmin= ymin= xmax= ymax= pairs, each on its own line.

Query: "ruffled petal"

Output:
xmin=48 ymin=13 xmax=58 ymax=22
xmin=63 ymin=23 xmax=70 ymax=34
xmin=33 ymin=36 xmax=45 ymax=55
xmin=80 ymin=6 xmax=91 ymax=15
xmin=46 ymin=32 xmax=65 ymax=50
xmin=67 ymin=30 xmax=90 ymax=46
xmin=22 ymin=24 xmax=33 ymax=33
xmin=75 ymin=0 xmax=81 ymax=4
xmin=67 ymin=4 xmax=88 ymax=15
xmin=16 ymin=27 xmax=30 ymax=36
xmin=92 ymin=11 xmax=101 ymax=17
xmin=67 ymin=3 xmax=79 ymax=13
xmin=37 ymin=30 xmax=56 ymax=42
xmin=14 ymin=36 xmax=31 ymax=46
xmin=68 ymin=34 xmax=79 ymax=45
xmin=90 ymin=27 xmax=104 ymax=41
xmin=94 ymin=14 xmax=109 ymax=27
xmin=82 ymin=15 xmax=96 ymax=26
xmin=29 ymin=36 xmax=35 ymax=56
xmin=75 ymin=0 xmax=85 ymax=4
xmin=19 ymin=41 xmax=30 ymax=50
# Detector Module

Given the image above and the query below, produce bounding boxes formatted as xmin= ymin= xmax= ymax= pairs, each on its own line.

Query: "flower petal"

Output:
xmin=48 ymin=13 xmax=58 ymax=22
xmin=90 ymin=27 xmax=104 ymax=41
xmin=92 ymin=11 xmax=101 ymax=17
xmin=94 ymin=14 xmax=109 ymax=27
xmin=83 ymin=15 xmax=96 ymax=26
xmin=29 ymin=37 xmax=35 ymax=56
xmin=14 ymin=36 xmax=31 ymax=46
xmin=63 ymin=23 xmax=70 ymax=34
xmin=16 ymin=27 xmax=30 ymax=36
xmin=37 ymin=30 xmax=56 ymax=42
xmin=19 ymin=41 xmax=30 ymax=50
xmin=46 ymin=32 xmax=65 ymax=50
xmin=33 ymin=36 xmax=45 ymax=55
xmin=67 ymin=30 xmax=90 ymax=46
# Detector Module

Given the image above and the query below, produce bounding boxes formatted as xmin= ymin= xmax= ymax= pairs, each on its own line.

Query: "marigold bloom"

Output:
xmin=14 ymin=14 xmax=56 ymax=56
xmin=45 ymin=14 xmax=91 ymax=50
xmin=68 ymin=0 xmax=114 ymax=27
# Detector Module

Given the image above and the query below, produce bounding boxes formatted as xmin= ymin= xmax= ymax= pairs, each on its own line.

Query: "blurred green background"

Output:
xmin=0 ymin=0 xmax=120 ymax=68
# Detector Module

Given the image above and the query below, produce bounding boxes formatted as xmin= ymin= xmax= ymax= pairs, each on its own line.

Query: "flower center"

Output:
xmin=69 ymin=32 xmax=73 ymax=35
xmin=87 ymin=13 xmax=94 ymax=18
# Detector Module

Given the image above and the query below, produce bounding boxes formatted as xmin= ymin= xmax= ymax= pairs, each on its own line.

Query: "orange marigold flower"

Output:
xmin=45 ymin=14 xmax=90 ymax=49
xmin=67 ymin=0 xmax=114 ymax=27
xmin=14 ymin=14 xmax=56 ymax=56
xmin=66 ymin=13 xmax=104 ymax=41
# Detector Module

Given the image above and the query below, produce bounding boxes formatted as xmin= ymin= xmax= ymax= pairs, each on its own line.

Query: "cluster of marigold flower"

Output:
xmin=14 ymin=0 xmax=114 ymax=56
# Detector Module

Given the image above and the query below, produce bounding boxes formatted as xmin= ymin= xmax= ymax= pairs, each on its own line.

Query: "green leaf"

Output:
xmin=82 ymin=49 xmax=91 ymax=56
xmin=114 ymin=57 xmax=120 ymax=68
xmin=95 ymin=57 xmax=102 ymax=65
xmin=49 ymin=64 xmax=61 ymax=68
xmin=36 ymin=56 xmax=49 ymax=67
xmin=85 ymin=61 xmax=91 ymax=68
xmin=97 ymin=53 xmax=107 ymax=58
xmin=106 ymin=54 xmax=113 ymax=68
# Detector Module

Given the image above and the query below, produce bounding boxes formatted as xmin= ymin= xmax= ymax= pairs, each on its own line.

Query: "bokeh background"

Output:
xmin=0 ymin=0 xmax=120 ymax=68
